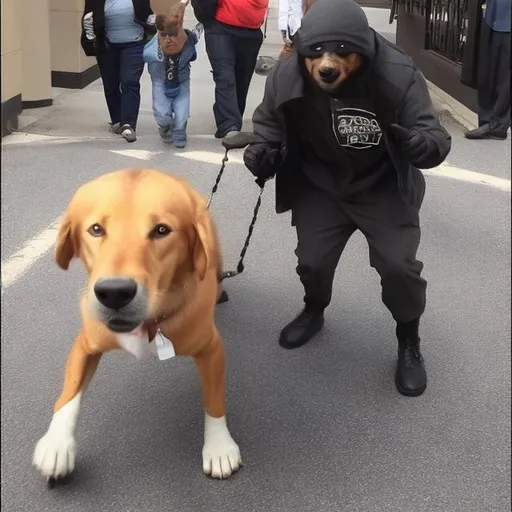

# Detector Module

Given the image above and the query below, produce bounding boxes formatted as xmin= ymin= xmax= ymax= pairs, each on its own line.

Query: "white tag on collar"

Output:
xmin=154 ymin=329 xmax=176 ymax=361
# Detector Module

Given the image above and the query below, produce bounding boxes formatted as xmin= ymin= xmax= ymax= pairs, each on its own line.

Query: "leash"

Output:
xmin=207 ymin=144 xmax=265 ymax=282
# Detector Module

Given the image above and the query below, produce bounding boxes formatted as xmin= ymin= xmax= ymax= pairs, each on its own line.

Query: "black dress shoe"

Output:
xmin=465 ymin=124 xmax=507 ymax=140
xmin=279 ymin=308 xmax=324 ymax=349
xmin=395 ymin=319 xmax=427 ymax=397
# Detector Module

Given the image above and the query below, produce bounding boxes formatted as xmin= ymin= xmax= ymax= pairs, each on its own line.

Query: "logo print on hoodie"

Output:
xmin=331 ymin=107 xmax=382 ymax=150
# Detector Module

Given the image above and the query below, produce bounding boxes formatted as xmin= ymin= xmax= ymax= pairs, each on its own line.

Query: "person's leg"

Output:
xmin=119 ymin=41 xmax=145 ymax=141
xmin=489 ymin=31 xmax=511 ymax=136
xmin=466 ymin=24 xmax=509 ymax=139
xmin=204 ymin=24 xmax=241 ymax=137
xmin=171 ymin=80 xmax=191 ymax=148
xmin=350 ymin=178 xmax=427 ymax=396
xmin=233 ymin=30 xmax=264 ymax=119
xmin=476 ymin=22 xmax=494 ymax=127
xmin=280 ymin=184 xmax=356 ymax=349
xmin=149 ymin=63 xmax=174 ymax=142
xmin=96 ymin=47 xmax=122 ymax=130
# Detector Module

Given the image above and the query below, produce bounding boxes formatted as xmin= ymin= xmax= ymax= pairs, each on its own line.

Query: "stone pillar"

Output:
xmin=21 ymin=0 xmax=53 ymax=108
xmin=1 ymin=0 xmax=23 ymax=136
xmin=49 ymin=0 xmax=99 ymax=89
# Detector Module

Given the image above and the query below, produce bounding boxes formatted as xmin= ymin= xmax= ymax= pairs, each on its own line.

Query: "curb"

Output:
xmin=427 ymin=80 xmax=478 ymax=131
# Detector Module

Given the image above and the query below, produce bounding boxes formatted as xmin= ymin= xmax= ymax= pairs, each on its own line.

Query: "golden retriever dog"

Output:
xmin=32 ymin=168 xmax=242 ymax=483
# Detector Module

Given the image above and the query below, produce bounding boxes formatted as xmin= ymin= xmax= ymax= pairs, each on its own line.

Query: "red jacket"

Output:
xmin=215 ymin=0 xmax=269 ymax=29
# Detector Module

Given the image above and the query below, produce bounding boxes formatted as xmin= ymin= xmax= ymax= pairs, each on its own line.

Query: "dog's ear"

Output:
xmin=54 ymin=212 xmax=76 ymax=270
xmin=192 ymin=207 xmax=217 ymax=281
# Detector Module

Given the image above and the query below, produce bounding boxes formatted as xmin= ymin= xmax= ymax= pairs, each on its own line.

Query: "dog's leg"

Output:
xmin=194 ymin=331 xmax=241 ymax=479
xmin=33 ymin=331 xmax=101 ymax=480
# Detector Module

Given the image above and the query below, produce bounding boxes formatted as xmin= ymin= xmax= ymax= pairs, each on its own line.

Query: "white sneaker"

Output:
xmin=120 ymin=124 xmax=136 ymax=143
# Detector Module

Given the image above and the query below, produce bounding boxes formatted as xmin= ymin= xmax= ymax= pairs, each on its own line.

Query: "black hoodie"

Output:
xmin=286 ymin=0 xmax=401 ymax=198
xmin=251 ymin=0 xmax=451 ymax=213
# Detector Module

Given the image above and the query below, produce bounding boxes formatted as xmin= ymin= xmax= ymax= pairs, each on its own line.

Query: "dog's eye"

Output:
xmin=88 ymin=223 xmax=105 ymax=237
xmin=313 ymin=45 xmax=323 ymax=52
xmin=149 ymin=224 xmax=172 ymax=239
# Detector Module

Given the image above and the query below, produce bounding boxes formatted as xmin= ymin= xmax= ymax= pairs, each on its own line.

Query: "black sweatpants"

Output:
xmin=204 ymin=21 xmax=263 ymax=135
xmin=477 ymin=22 xmax=511 ymax=133
xmin=291 ymin=182 xmax=427 ymax=323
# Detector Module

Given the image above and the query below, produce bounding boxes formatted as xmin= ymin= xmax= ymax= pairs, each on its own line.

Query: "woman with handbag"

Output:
xmin=81 ymin=0 xmax=157 ymax=142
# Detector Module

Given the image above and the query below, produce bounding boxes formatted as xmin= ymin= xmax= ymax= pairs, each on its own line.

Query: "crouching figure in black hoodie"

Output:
xmin=241 ymin=0 xmax=451 ymax=396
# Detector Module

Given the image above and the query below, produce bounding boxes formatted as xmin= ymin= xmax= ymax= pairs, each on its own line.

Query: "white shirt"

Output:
xmin=278 ymin=0 xmax=303 ymax=38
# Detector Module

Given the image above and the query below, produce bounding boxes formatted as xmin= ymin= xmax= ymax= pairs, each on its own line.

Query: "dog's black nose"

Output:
xmin=318 ymin=67 xmax=340 ymax=83
xmin=94 ymin=278 xmax=137 ymax=309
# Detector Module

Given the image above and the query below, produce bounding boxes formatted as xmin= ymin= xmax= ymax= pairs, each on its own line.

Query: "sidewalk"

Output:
xmin=10 ymin=6 xmax=477 ymax=141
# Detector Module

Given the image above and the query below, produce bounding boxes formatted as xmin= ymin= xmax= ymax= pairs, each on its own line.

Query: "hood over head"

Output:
xmin=294 ymin=0 xmax=375 ymax=60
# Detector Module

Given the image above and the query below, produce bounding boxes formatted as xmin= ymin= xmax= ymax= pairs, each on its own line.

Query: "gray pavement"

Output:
xmin=1 ymin=7 xmax=511 ymax=512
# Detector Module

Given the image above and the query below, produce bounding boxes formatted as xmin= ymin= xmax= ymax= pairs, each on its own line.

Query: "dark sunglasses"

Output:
xmin=303 ymin=42 xmax=353 ymax=58
xmin=159 ymin=29 xmax=178 ymax=39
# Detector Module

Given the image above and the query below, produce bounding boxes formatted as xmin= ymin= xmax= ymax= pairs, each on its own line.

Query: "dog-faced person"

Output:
xmin=143 ymin=0 xmax=202 ymax=148
xmin=242 ymin=0 xmax=451 ymax=397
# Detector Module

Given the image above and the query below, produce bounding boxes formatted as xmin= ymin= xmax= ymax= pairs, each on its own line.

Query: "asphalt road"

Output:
xmin=1 ymin=9 xmax=511 ymax=512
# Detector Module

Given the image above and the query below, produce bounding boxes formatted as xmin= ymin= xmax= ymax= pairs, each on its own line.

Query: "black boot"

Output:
xmin=395 ymin=319 xmax=427 ymax=397
xmin=279 ymin=307 xmax=324 ymax=349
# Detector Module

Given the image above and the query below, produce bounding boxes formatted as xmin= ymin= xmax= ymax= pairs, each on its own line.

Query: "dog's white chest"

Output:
xmin=116 ymin=327 xmax=175 ymax=361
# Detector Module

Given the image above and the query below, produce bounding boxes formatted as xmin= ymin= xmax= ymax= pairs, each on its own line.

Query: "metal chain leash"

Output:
xmin=206 ymin=147 xmax=265 ymax=281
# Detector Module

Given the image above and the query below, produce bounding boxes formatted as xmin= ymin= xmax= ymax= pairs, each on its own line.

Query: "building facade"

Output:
xmin=1 ymin=0 xmax=175 ymax=138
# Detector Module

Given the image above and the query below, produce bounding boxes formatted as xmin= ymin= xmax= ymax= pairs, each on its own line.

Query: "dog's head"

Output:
xmin=303 ymin=45 xmax=363 ymax=92
xmin=294 ymin=0 xmax=374 ymax=93
xmin=55 ymin=169 xmax=217 ymax=333
xmin=155 ymin=0 xmax=189 ymax=56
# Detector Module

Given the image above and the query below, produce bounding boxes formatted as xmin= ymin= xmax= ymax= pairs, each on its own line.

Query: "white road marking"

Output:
xmin=110 ymin=149 xmax=163 ymax=160
xmin=1 ymin=152 xmax=509 ymax=291
xmin=1 ymin=216 xmax=63 ymax=291
xmin=174 ymin=150 xmax=244 ymax=165
xmin=427 ymin=163 xmax=511 ymax=192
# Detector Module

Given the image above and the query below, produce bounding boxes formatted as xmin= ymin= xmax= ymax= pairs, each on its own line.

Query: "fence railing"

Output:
xmin=398 ymin=0 xmax=469 ymax=64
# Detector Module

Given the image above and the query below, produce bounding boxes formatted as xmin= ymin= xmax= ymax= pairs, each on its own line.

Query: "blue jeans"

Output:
xmin=152 ymin=80 xmax=191 ymax=143
xmin=96 ymin=40 xmax=146 ymax=129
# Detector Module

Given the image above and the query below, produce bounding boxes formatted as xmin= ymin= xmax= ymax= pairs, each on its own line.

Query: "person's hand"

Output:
xmin=389 ymin=124 xmax=429 ymax=162
xmin=243 ymin=143 xmax=283 ymax=187
xmin=83 ymin=12 xmax=95 ymax=41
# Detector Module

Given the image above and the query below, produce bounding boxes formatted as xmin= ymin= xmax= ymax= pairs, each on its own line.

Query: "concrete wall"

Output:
xmin=21 ymin=0 xmax=53 ymax=107
xmin=1 ymin=0 xmax=23 ymax=135
xmin=49 ymin=0 xmax=100 ymax=89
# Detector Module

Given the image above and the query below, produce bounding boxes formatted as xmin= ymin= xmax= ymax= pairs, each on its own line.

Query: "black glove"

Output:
xmin=389 ymin=124 xmax=429 ymax=163
xmin=243 ymin=143 xmax=283 ymax=188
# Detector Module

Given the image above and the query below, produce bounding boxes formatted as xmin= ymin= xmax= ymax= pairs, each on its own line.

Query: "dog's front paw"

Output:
xmin=33 ymin=430 xmax=76 ymax=479
xmin=202 ymin=414 xmax=242 ymax=479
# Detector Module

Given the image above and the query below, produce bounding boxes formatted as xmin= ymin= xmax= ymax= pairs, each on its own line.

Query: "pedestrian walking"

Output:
xmin=241 ymin=0 xmax=451 ymax=397
xmin=278 ymin=0 xmax=314 ymax=58
xmin=143 ymin=0 xmax=203 ymax=148
xmin=81 ymin=0 xmax=156 ymax=143
xmin=191 ymin=0 xmax=269 ymax=139
xmin=465 ymin=0 xmax=510 ymax=140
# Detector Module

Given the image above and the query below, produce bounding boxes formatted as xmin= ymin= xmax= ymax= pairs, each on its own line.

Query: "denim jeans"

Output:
xmin=152 ymin=79 xmax=191 ymax=143
xmin=96 ymin=40 xmax=146 ymax=129
xmin=204 ymin=21 xmax=263 ymax=136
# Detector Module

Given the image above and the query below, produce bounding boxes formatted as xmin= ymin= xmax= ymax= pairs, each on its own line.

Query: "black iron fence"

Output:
xmin=396 ymin=0 xmax=470 ymax=63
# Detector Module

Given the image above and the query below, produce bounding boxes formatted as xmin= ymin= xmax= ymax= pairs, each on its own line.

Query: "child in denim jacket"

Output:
xmin=143 ymin=0 xmax=202 ymax=148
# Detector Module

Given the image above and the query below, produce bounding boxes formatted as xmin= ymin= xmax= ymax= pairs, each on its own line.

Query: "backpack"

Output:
xmin=190 ymin=0 xmax=218 ymax=23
